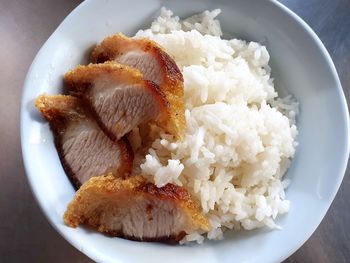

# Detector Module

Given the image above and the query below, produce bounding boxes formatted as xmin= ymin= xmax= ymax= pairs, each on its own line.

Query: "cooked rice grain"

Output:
xmin=136 ymin=8 xmax=298 ymax=243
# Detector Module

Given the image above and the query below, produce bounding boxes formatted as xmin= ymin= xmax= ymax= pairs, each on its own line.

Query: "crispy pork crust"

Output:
xmin=35 ymin=94 xmax=83 ymax=122
xmin=64 ymin=174 xmax=210 ymax=241
xmin=64 ymin=62 xmax=169 ymax=141
xmin=91 ymin=33 xmax=186 ymax=139
xmin=35 ymin=94 xmax=133 ymax=188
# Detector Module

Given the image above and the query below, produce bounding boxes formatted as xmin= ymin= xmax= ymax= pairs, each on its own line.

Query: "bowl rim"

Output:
xmin=20 ymin=0 xmax=350 ymax=262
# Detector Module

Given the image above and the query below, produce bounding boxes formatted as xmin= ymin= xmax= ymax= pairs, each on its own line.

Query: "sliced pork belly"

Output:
xmin=64 ymin=174 xmax=210 ymax=241
xmin=91 ymin=33 xmax=186 ymax=139
xmin=35 ymin=95 xmax=133 ymax=188
xmin=64 ymin=62 xmax=169 ymax=141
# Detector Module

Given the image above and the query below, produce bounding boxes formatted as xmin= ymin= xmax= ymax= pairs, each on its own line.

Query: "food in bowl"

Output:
xmin=35 ymin=8 xmax=298 ymax=243
xmin=91 ymin=32 xmax=186 ymax=139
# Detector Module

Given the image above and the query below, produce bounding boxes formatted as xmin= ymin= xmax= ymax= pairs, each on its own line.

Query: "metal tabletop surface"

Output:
xmin=0 ymin=0 xmax=349 ymax=262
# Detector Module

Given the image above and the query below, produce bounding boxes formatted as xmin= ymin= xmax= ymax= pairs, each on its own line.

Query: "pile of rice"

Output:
xmin=135 ymin=8 xmax=298 ymax=243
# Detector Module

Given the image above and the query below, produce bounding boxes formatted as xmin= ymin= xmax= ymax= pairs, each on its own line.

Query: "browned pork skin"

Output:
xmin=91 ymin=33 xmax=186 ymax=139
xmin=64 ymin=62 xmax=169 ymax=142
xmin=64 ymin=174 xmax=210 ymax=241
xmin=35 ymin=95 xmax=133 ymax=188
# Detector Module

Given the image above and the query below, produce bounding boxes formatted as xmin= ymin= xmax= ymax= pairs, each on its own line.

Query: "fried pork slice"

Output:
xmin=64 ymin=62 xmax=169 ymax=141
xmin=91 ymin=33 xmax=186 ymax=139
xmin=64 ymin=174 xmax=210 ymax=241
xmin=35 ymin=95 xmax=133 ymax=188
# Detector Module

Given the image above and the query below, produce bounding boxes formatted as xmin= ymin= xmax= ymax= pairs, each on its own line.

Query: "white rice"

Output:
xmin=135 ymin=8 xmax=298 ymax=243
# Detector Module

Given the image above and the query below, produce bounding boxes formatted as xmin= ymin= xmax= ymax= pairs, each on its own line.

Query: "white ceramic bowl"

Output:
xmin=21 ymin=0 xmax=349 ymax=262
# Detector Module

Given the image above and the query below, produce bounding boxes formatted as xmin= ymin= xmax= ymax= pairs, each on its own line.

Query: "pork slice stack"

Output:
xmin=36 ymin=34 xmax=209 ymax=242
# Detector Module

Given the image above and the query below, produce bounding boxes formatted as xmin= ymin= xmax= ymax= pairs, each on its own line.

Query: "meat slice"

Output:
xmin=91 ymin=33 xmax=186 ymax=139
xmin=35 ymin=94 xmax=133 ymax=188
xmin=64 ymin=174 xmax=210 ymax=241
xmin=64 ymin=62 xmax=169 ymax=141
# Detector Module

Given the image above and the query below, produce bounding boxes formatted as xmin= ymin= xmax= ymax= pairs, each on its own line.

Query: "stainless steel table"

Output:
xmin=0 ymin=0 xmax=349 ymax=262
